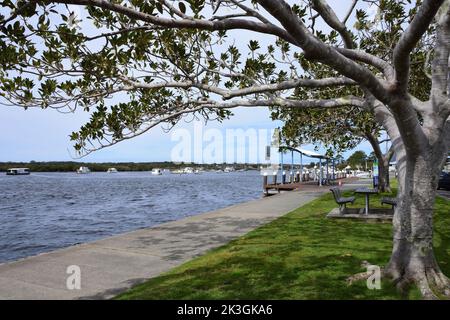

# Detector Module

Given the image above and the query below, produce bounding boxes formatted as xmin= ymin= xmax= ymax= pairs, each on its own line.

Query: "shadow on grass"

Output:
xmin=116 ymin=188 xmax=449 ymax=300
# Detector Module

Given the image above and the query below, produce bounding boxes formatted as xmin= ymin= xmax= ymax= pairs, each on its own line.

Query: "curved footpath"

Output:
xmin=0 ymin=180 xmax=368 ymax=299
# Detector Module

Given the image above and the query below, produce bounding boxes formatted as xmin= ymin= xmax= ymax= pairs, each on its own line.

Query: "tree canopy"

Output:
xmin=346 ymin=150 xmax=367 ymax=169
xmin=272 ymin=1 xmax=431 ymax=159
xmin=0 ymin=0 xmax=421 ymax=154
xmin=1 ymin=0 xmax=450 ymax=298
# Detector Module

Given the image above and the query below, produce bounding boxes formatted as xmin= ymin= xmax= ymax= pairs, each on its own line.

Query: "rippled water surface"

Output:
xmin=0 ymin=171 xmax=262 ymax=263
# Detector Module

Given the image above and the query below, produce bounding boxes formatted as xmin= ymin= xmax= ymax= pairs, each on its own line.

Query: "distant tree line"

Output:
xmin=0 ymin=152 xmax=385 ymax=173
xmin=0 ymin=162 xmax=260 ymax=172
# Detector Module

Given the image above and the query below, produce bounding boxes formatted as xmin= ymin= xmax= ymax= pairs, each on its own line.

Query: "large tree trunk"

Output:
xmin=370 ymin=100 xmax=450 ymax=299
xmin=365 ymin=132 xmax=392 ymax=192
xmin=382 ymin=151 xmax=392 ymax=191
xmin=384 ymin=150 xmax=450 ymax=299
xmin=380 ymin=146 xmax=395 ymax=192
xmin=377 ymin=154 xmax=390 ymax=192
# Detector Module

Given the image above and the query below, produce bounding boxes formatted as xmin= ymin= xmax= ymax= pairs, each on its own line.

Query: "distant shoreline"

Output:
xmin=0 ymin=161 xmax=260 ymax=173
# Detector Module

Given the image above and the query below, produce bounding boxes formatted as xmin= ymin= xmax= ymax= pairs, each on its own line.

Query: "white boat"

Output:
xmin=107 ymin=168 xmax=118 ymax=173
xmin=224 ymin=166 xmax=235 ymax=173
xmin=151 ymin=168 xmax=163 ymax=175
xmin=6 ymin=168 xmax=30 ymax=175
xmin=76 ymin=166 xmax=91 ymax=174
xmin=183 ymin=167 xmax=194 ymax=174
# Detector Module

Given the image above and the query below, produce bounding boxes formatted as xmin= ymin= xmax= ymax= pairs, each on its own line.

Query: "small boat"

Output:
xmin=183 ymin=167 xmax=194 ymax=174
xmin=6 ymin=168 xmax=30 ymax=175
xmin=151 ymin=168 xmax=163 ymax=175
xmin=76 ymin=166 xmax=91 ymax=174
xmin=224 ymin=166 xmax=235 ymax=173
xmin=107 ymin=168 xmax=118 ymax=173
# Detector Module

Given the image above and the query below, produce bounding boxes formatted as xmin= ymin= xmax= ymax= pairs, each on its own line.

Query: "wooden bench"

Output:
xmin=330 ymin=187 xmax=355 ymax=214
xmin=381 ymin=197 xmax=397 ymax=209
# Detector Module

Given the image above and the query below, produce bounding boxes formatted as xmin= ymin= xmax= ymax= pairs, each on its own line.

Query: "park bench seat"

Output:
xmin=330 ymin=187 xmax=355 ymax=214
xmin=381 ymin=197 xmax=397 ymax=209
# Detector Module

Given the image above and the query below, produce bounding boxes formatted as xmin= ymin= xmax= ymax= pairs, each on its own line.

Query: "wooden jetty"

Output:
xmin=263 ymin=177 xmax=359 ymax=196
xmin=263 ymin=181 xmax=335 ymax=196
xmin=265 ymin=182 xmax=304 ymax=192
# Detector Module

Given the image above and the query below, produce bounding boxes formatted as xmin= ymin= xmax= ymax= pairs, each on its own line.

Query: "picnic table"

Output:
xmin=354 ymin=187 xmax=379 ymax=215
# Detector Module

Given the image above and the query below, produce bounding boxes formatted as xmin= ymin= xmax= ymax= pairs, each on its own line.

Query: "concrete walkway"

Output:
xmin=0 ymin=182 xmax=362 ymax=300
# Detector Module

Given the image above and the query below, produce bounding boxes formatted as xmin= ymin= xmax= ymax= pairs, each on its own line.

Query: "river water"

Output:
xmin=0 ymin=171 xmax=262 ymax=263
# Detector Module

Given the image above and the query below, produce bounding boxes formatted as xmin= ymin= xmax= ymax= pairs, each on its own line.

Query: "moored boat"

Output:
xmin=151 ymin=168 xmax=163 ymax=175
xmin=183 ymin=167 xmax=194 ymax=174
xmin=76 ymin=166 xmax=91 ymax=174
xmin=224 ymin=166 xmax=235 ymax=173
xmin=6 ymin=168 xmax=30 ymax=175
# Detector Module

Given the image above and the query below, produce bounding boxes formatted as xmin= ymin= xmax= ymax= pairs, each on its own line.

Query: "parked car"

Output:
xmin=438 ymin=171 xmax=450 ymax=190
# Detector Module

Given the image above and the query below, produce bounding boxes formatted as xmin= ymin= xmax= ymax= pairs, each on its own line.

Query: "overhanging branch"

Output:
xmin=121 ymin=76 xmax=357 ymax=100
xmin=311 ymin=0 xmax=354 ymax=48
xmin=392 ymin=0 xmax=445 ymax=92
xmin=257 ymin=0 xmax=391 ymax=105
xmin=45 ymin=0 xmax=299 ymax=45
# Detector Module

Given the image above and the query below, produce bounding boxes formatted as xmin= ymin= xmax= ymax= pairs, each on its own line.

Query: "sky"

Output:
xmin=0 ymin=1 xmax=375 ymax=163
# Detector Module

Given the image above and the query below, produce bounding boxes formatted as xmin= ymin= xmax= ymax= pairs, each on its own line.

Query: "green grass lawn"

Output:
xmin=117 ymin=186 xmax=450 ymax=300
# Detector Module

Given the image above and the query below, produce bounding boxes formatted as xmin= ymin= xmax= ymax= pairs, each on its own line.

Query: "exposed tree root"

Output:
xmin=386 ymin=265 xmax=450 ymax=299
xmin=425 ymin=268 xmax=450 ymax=298
xmin=347 ymin=261 xmax=450 ymax=299
xmin=346 ymin=271 xmax=371 ymax=286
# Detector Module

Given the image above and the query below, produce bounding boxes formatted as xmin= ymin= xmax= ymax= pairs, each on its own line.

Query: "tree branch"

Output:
xmin=202 ymin=95 xmax=366 ymax=109
xmin=121 ymin=76 xmax=357 ymax=100
xmin=365 ymin=130 xmax=384 ymax=161
xmin=311 ymin=0 xmax=354 ymax=48
xmin=378 ymin=138 xmax=391 ymax=145
xmin=392 ymin=0 xmax=445 ymax=92
xmin=343 ymin=0 xmax=358 ymax=25
xmin=431 ymin=4 xmax=450 ymax=106
xmin=257 ymin=0 xmax=391 ymax=105
xmin=45 ymin=0 xmax=298 ymax=44
xmin=335 ymin=48 xmax=395 ymax=80
xmin=222 ymin=77 xmax=356 ymax=99
xmin=385 ymin=145 xmax=395 ymax=163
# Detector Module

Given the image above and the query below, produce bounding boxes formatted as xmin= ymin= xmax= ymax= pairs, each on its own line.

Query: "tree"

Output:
xmin=272 ymin=4 xmax=432 ymax=193
xmin=1 ymin=0 xmax=449 ymax=298
xmin=275 ymin=104 xmax=395 ymax=191
xmin=347 ymin=150 xmax=367 ymax=170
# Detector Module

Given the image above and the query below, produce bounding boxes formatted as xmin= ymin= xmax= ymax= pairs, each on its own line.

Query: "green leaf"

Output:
xmin=156 ymin=2 xmax=163 ymax=14
xmin=179 ymin=2 xmax=186 ymax=14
